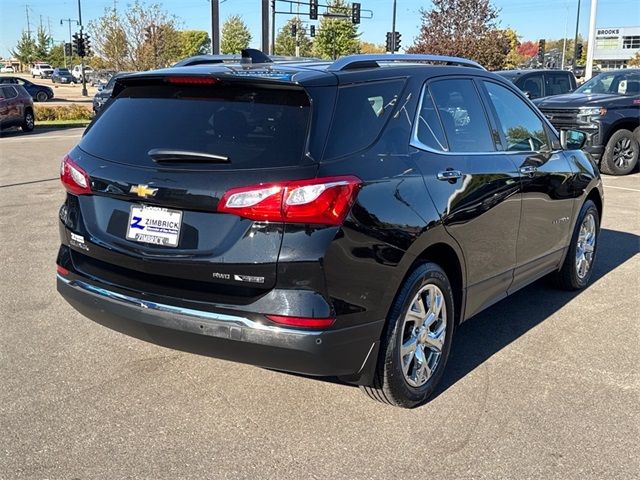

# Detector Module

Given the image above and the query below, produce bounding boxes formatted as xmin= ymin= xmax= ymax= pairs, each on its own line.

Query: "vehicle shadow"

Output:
xmin=282 ymin=228 xmax=638 ymax=394
xmin=433 ymin=227 xmax=638 ymax=398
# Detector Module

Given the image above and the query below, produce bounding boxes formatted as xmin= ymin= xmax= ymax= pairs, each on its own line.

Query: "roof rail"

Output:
xmin=327 ymin=54 xmax=485 ymax=72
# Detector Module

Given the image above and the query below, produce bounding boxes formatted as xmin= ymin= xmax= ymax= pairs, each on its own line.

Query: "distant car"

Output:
xmin=535 ymin=68 xmax=640 ymax=176
xmin=31 ymin=63 xmax=54 ymax=79
xmin=0 ymin=76 xmax=53 ymax=102
xmin=1 ymin=65 xmax=15 ymax=73
xmin=92 ymin=71 xmax=131 ymax=114
xmin=52 ymin=67 xmax=75 ymax=84
xmin=71 ymin=65 xmax=94 ymax=83
xmin=0 ymin=84 xmax=34 ymax=132
xmin=497 ymin=69 xmax=577 ymax=100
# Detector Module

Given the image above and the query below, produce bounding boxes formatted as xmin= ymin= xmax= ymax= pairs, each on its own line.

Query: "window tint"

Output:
xmin=546 ymin=73 xmax=572 ymax=96
xmin=415 ymin=86 xmax=448 ymax=151
xmin=81 ymin=84 xmax=311 ymax=169
xmin=1 ymin=86 xmax=18 ymax=99
xmin=519 ymin=74 xmax=543 ymax=98
xmin=484 ymin=81 xmax=549 ymax=152
xmin=429 ymin=79 xmax=495 ymax=153
xmin=324 ymin=79 xmax=404 ymax=158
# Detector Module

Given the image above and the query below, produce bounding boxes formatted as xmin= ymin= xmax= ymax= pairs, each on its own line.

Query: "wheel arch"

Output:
xmin=585 ymin=186 xmax=603 ymax=224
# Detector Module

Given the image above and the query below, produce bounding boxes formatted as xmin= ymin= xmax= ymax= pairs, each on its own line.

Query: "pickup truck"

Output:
xmin=535 ymin=68 xmax=640 ymax=175
xmin=31 ymin=63 xmax=54 ymax=79
xmin=71 ymin=65 xmax=93 ymax=83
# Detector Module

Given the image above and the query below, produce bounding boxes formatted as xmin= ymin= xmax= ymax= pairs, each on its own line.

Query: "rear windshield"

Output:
xmin=80 ymin=82 xmax=311 ymax=169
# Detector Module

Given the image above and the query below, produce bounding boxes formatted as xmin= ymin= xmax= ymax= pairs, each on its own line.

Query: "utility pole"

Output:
xmin=211 ymin=0 xmax=220 ymax=54
xmin=25 ymin=5 xmax=32 ymax=37
xmin=571 ymin=0 xmax=581 ymax=69
xmin=261 ymin=0 xmax=269 ymax=53
xmin=391 ymin=0 xmax=397 ymax=54
xmin=295 ymin=0 xmax=300 ymax=57
xmin=585 ymin=0 xmax=598 ymax=80
xmin=77 ymin=0 xmax=87 ymax=97
xmin=561 ymin=3 xmax=569 ymax=69
xmin=271 ymin=0 xmax=276 ymax=54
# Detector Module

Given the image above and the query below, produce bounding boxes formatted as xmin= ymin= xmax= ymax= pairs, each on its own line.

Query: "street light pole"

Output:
xmin=391 ymin=0 xmax=397 ymax=54
xmin=585 ymin=0 xmax=598 ymax=80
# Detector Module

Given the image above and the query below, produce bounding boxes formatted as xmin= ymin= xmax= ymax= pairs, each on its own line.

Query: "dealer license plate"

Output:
xmin=126 ymin=205 xmax=182 ymax=247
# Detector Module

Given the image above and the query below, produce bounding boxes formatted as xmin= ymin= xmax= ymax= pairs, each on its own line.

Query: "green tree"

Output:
xmin=275 ymin=17 xmax=313 ymax=56
xmin=408 ymin=0 xmax=509 ymax=70
xmin=220 ymin=15 xmax=251 ymax=54
xmin=359 ymin=41 xmax=385 ymax=54
xmin=177 ymin=30 xmax=211 ymax=58
xmin=33 ymin=25 xmax=51 ymax=61
xmin=11 ymin=31 xmax=37 ymax=66
xmin=47 ymin=43 xmax=65 ymax=67
xmin=88 ymin=1 xmax=179 ymax=70
xmin=313 ymin=0 xmax=360 ymax=59
xmin=503 ymin=28 xmax=526 ymax=69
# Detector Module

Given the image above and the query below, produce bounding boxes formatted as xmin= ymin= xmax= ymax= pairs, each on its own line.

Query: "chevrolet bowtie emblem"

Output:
xmin=130 ymin=184 xmax=158 ymax=198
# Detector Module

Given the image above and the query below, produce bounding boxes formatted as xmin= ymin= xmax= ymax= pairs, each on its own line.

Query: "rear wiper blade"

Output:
xmin=148 ymin=148 xmax=229 ymax=163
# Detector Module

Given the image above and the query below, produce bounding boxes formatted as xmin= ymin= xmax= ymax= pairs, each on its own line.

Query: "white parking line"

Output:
xmin=603 ymin=185 xmax=640 ymax=192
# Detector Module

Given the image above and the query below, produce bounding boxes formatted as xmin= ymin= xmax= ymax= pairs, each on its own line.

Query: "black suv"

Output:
xmin=497 ymin=69 xmax=577 ymax=99
xmin=56 ymin=54 xmax=603 ymax=408
xmin=535 ymin=69 xmax=640 ymax=175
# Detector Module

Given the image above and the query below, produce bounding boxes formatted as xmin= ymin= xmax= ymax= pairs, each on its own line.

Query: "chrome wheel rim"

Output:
xmin=575 ymin=213 xmax=597 ymax=279
xmin=613 ymin=137 xmax=635 ymax=169
xmin=25 ymin=114 xmax=34 ymax=129
xmin=400 ymin=284 xmax=447 ymax=388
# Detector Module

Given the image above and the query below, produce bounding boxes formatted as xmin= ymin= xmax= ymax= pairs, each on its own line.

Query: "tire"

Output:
xmin=361 ymin=262 xmax=455 ymax=408
xmin=600 ymin=129 xmax=639 ymax=176
xmin=555 ymin=200 xmax=599 ymax=290
xmin=633 ymin=127 xmax=640 ymax=148
xmin=22 ymin=110 xmax=35 ymax=132
xmin=35 ymin=91 xmax=48 ymax=102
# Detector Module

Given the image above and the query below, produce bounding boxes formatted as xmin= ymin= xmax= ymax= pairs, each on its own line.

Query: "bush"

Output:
xmin=34 ymin=104 xmax=93 ymax=121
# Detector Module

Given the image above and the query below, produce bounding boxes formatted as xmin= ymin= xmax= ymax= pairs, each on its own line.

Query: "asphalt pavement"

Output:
xmin=1 ymin=128 xmax=638 ymax=479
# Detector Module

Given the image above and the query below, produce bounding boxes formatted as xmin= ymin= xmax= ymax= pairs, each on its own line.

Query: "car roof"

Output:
xmin=125 ymin=54 xmax=491 ymax=87
xmin=497 ymin=69 xmax=571 ymax=77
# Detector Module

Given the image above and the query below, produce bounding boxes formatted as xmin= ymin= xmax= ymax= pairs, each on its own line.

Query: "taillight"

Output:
xmin=165 ymin=76 xmax=218 ymax=85
xmin=56 ymin=264 xmax=69 ymax=276
xmin=218 ymin=176 xmax=361 ymax=225
xmin=60 ymin=155 xmax=91 ymax=195
xmin=266 ymin=315 xmax=335 ymax=329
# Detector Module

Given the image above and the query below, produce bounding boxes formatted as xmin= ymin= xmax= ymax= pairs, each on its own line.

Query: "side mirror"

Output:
xmin=523 ymin=91 xmax=532 ymax=99
xmin=560 ymin=129 xmax=587 ymax=150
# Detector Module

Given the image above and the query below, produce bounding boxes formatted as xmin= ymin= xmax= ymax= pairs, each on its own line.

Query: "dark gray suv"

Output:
xmin=0 ymin=84 xmax=34 ymax=132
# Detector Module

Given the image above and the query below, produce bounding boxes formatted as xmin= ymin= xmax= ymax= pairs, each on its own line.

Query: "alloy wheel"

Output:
xmin=400 ymin=284 xmax=447 ymax=388
xmin=613 ymin=137 xmax=635 ymax=169
xmin=575 ymin=212 xmax=596 ymax=279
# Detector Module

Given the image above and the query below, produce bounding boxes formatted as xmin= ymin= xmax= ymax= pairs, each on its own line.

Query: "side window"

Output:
xmin=546 ymin=73 xmax=572 ymax=96
xmin=519 ymin=74 xmax=543 ymax=98
xmin=1 ymin=86 xmax=18 ymax=99
xmin=429 ymin=78 xmax=495 ymax=153
xmin=414 ymin=85 xmax=448 ymax=151
xmin=324 ymin=79 xmax=405 ymax=158
xmin=484 ymin=81 xmax=549 ymax=152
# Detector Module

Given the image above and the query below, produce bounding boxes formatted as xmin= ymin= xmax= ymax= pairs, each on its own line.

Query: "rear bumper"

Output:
xmin=57 ymin=274 xmax=381 ymax=380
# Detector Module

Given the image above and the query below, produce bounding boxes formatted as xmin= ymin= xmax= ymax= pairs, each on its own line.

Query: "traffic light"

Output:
xmin=310 ymin=0 xmax=318 ymax=20
xmin=393 ymin=31 xmax=401 ymax=51
xmin=71 ymin=33 xmax=80 ymax=56
xmin=82 ymin=34 xmax=91 ymax=57
xmin=538 ymin=39 xmax=546 ymax=61
xmin=77 ymin=35 xmax=86 ymax=57
xmin=385 ymin=32 xmax=393 ymax=52
xmin=290 ymin=23 xmax=297 ymax=37
xmin=310 ymin=25 xmax=316 ymax=38
xmin=351 ymin=2 xmax=361 ymax=24
xmin=575 ymin=42 xmax=583 ymax=59
xmin=64 ymin=42 xmax=72 ymax=57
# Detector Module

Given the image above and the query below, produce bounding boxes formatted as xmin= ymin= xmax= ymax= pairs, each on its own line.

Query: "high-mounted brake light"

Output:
xmin=60 ymin=155 xmax=92 ymax=195
xmin=218 ymin=176 xmax=362 ymax=225
xmin=266 ymin=315 xmax=335 ymax=329
xmin=165 ymin=76 xmax=218 ymax=85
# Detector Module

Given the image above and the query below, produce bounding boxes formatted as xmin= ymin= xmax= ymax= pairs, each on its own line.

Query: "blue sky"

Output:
xmin=1 ymin=0 xmax=638 ymax=58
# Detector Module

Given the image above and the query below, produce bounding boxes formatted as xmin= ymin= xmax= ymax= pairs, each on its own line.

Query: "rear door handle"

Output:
xmin=437 ymin=170 xmax=463 ymax=182
xmin=520 ymin=165 xmax=537 ymax=175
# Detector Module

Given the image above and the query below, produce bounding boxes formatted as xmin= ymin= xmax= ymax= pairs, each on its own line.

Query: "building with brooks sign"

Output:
xmin=593 ymin=26 xmax=640 ymax=70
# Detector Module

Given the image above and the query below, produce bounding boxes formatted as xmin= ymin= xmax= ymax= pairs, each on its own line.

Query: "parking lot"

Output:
xmin=0 ymin=128 xmax=638 ymax=479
